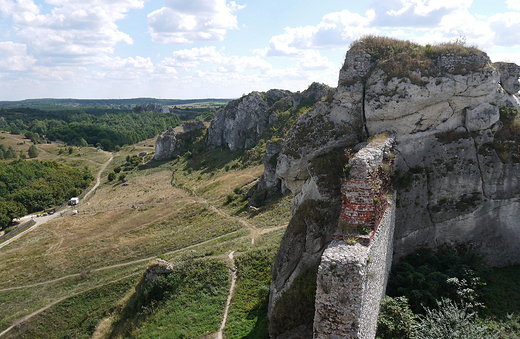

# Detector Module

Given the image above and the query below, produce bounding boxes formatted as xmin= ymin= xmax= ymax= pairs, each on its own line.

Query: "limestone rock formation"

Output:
xmin=266 ymin=37 xmax=520 ymax=339
xmin=154 ymin=126 xmax=177 ymax=161
xmin=140 ymin=102 xmax=171 ymax=113
xmin=207 ymin=92 xmax=272 ymax=151
xmin=182 ymin=121 xmax=205 ymax=133
xmin=207 ymin=83 xmax=332 ymax=152
xmin=154 ymin=121 xmax=207 ymax=160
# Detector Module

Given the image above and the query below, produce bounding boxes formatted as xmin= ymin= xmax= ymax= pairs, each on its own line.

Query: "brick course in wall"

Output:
xmin=335 ymin=142 xmax=393 ymax=246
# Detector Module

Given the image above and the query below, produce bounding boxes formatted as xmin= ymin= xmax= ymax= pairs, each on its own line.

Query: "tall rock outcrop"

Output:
xmin=266 ymin=37 xmax=520 ymax=339
xmin=154 ymin=122 xmax=206 ymax=160
xmin=154 ymin=126 xmax=177 ymax=161
xmin=207 ymin=91 xmax=273 ymax=151
xmin=206 ymin=83 xmax=333 ymax=152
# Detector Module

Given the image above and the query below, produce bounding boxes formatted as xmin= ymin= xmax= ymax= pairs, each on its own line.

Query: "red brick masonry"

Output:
xmin=335 ymin=149 xmax=393 ymax=246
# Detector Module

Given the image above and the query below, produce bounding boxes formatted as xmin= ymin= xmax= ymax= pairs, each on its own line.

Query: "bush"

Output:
xmin=415 ymin=298 xmax=497 ymax=339
xmin=387 ymin=246 xmax=485 ymax=314
xmin=28 ymin=144 xmax=38 ymax=158
xmin=118 ymin=173 xmax=127 ymax=181
xmin=113 ymin=165 xmax=122 ymax=174
xmin=108 ymin=172 xmax=116 ymax=181
xmin=377 ymin=296 xmax=416 ymax=339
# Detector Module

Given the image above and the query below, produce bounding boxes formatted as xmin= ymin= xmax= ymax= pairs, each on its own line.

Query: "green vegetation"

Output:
xmin=0 ymin=144 xmax=18 ymax=160
xmin=379 ymin=247 xmax=520 ymax=339
xmin=269 ymin=264 xmax=318 ymax=337
xmin=0 ymin=106 xmax=181 ymax=151
xmin=225 ymin=249 xmax=275 ymax=339
xmin=109 ymin=258 xmax=229 ymax=339
xmin=2 ymin=276 xmax=138 ymax=339
xmin=0 ymin=160 xmax=93 ymax=228
xmin=27 ymin=144 xmax=38 ymax=158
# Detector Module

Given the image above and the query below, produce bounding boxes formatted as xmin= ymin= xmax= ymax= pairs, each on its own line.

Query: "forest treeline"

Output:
xmin=0 ymin=107 xmax=181 ymax=151
xmin=0 ymin=160 xmax=93 ymax=228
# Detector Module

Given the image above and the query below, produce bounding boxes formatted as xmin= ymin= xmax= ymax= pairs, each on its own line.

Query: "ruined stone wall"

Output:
xmin=314 ymin=138 xmax=395 ymax=339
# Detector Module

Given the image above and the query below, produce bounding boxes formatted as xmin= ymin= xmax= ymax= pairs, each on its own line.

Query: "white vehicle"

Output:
xmin=70 ymin=197 xmax=79 ymax=205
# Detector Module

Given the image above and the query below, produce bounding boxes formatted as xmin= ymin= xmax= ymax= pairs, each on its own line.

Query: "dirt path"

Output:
xmin=217 ymin=251 xmax=237 ymax=339
xmin=0 ymin=156 xmax=113 ymax=251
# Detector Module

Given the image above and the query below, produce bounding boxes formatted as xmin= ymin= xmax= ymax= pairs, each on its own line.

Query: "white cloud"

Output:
xmin=296 ymin=50 xmax=335 ymax=71
xmin=4 ymin=0 xmax=144 ymax=65
xmin=147 ymin=0 xmax=244 ymax=44
xmin=159 ymin=46 xmax=272 ymax=74
xmin=369 ymin=0 xmax=472 ymax=28
xmin=0 ymin=41 xmax=36 ymax=71
xmin=507 ymin=0 xmax=520 ymax=10
xmin=489 ymin=51 xmax=520 ymax=65
xmin=264 ymin=10 xmax=374 ymax=57
xmin=488 ymin=12 xmax=520 ymax=47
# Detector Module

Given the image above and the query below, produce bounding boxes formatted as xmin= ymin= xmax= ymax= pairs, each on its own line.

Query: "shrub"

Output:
xmin=113 ymin=165 xmax=122 ymax=174
xmin=377 ymin=296 xmax=416 ymax=339
xmin=415 ymin=298 xmax=498 ymax=339
xmin=108 ymin=172 xmax=116 ymax=181
xmin=387 ymin=246 xmax=485 ymax=314
xmin=118 ymin=173 xmax=127 ymax=181
xmin=28 ymin=144 xmax=38 ymax=158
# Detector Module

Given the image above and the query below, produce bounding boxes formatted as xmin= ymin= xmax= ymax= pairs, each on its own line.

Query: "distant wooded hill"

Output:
xmin=0 ymin=98 xmax=229 ymax=151
xmin=0 ymin=98 xmax=230 ymax=109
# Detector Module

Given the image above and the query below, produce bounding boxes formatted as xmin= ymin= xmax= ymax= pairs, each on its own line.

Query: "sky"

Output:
xmin=0 ymin=0 xmax=519 ymax=100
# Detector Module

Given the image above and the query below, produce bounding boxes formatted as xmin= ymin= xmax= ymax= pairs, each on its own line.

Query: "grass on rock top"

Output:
xmin=346 ymin=35 xmax=488 ymax=81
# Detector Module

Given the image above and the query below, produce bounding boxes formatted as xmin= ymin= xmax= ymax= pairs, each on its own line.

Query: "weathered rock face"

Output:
xmin=140 ymin=102 xmax=170 ymax=113
xmin=154 ymin=126 xmax=177 ymax=161
xmin=495 ymin=62 xmax=520 ymax=94
xmin=267 ymin=38 xmax=520 ymax=339
xmin=364 ymin=55 xmax=499 ymax=135
xmin=207 ymin=92 xmax=272 ymax=151
xmin=207 ymin=83 xmax=332 ymax=153
xmin=182 ymin=121 xmax=205 ymax=133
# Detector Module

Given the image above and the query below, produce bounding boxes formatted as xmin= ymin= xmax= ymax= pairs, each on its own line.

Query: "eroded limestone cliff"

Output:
xmin=265 ymin=37 xmax=520 ymax=339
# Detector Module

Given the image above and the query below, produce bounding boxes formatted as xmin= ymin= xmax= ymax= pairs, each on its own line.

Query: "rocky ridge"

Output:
xmin=206 ymin=83 xmax=333 ymax=152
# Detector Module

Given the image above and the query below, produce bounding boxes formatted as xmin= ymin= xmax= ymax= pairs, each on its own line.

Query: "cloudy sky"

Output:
xmin=0 ymin=0 xmax=519 ymax=100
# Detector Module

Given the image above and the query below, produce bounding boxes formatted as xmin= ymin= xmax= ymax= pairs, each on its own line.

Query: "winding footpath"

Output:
xmin=0 ymin=156 xmax=113 ymax=251
xmin=217 ymin=251 xmax=237 ymax=339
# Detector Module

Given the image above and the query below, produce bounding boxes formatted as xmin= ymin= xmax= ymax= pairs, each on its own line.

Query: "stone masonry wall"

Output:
xmin=314 ymin=138 xmax=396 ymax=339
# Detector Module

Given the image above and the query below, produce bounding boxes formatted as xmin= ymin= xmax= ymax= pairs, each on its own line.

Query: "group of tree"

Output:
xmin=0 ymin=106 xmax=182 ymax=151
xmin=0 ymin=144 xmax=39 ymax=160
xmin=0 ymin=144 xmax=17 ymax=159
xmin=0 ymin=160 xmax=94 ymax=228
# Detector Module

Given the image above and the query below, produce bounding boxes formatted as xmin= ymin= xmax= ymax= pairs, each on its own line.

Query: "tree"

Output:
xmin=0 ymin=200 xmax=27 ymax=229
xmin=113 ymin=165 xmax=122 ymax=173
xmin=5 ymin=146 xmax=17 ymax=159
xmin=118 ymin=173 xmax=126 ymax=181
xmin=108 ymin=172 xmax=116 ymax=181
xmin=28 ymin=145 xmax=39 ymax=158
